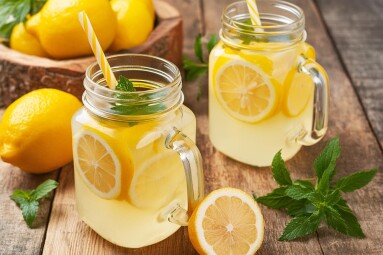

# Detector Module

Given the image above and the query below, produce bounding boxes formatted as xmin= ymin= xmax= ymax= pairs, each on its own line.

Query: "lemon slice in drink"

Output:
xmin=129 ymin=150 xmax=184 ymax=209
xmin=214 ymin=60 xmax=277 ymax=123
xmin=188 ymin=188 xmax=264 ymax=255
xmin=283 ymin=69 xmax=314 ymax=117
xmin=73 ymin=129 xmax=121 ymax=199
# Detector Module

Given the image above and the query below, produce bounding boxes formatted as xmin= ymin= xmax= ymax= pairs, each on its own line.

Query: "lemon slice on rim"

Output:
xmin=73 ymin=129 xmax=121 ymax=199
xmin=283 ymin=68 xmax=314 ymax=117
xmin=214 ymin=60 xmax=277 ymax=123
xmin=129 ymin=150 xmax=184 ymax=209
xmin=188 ymin=187 xmax=264 ymax=255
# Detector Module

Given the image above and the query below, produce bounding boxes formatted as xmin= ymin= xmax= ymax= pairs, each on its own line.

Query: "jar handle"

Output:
xmin=165 ymin=127 xmax=205 ymax=226
xmin=297 ymin=56 xmax=329 ymax=145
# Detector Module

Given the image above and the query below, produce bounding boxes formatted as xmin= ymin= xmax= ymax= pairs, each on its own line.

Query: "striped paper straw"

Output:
xmin=78 ymin=11 xmax=117 ymax=89
xmin=246 ymin=0 xmax=262 ymax=26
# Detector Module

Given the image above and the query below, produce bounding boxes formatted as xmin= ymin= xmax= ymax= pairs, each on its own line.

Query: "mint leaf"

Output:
xmin=10 ymin=189 xmax=31 ymax=205
xmin=10 ymin=179 xmax=58 ymax=228
xmin=314 ymin=137 xmax=340 ymax=181
xmin=316 ymin=165 xmax=333 ymax=195
xmin=285 ymin=185 xmax=311 ymax=200
xmin=116 ymin=75 xmax=135 ymax=92
xmin=325 ymin=189 xmax=341 ymax=206
xmin=183 ymin=57 xmax=208 ymax=81
xmin=324 ymin=205 xmax=347 ymax=234
xmin=335 ymin=169 xmax=377 ymax=192
xmin=194 ymin=34 xmax=204 ymax=63
xmin=271 ymin=151 xmax=292 ymax=186
xmin=20 ymin=200 xmax=39 ymax=227
xmin=31 ymin=0 xmax=46 ymax=15
xmin=207 ymin=34 xmax=219 ymax=54
xmin=305 ymin=192 xmax=324 ymax=205
xmin=31 ymin=179 xmax=58 ymax=200
xmin=256 ymin=187 xmax=294 ymax=209
xmin=286 ymin=200 xmax=316 ymax=217
xmin=279 ymin=210 xmax=323 ymax=241
xmin=183 ymin=34 xmax=218 ymax=99
xmin=327 ymin=198 xmax=365 ymax=238
xmin=293 ymin=180 xmax=315 ymax=191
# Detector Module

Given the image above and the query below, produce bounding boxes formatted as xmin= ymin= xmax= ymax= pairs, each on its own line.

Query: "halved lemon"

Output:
xmin=214 ymin=60 xmax=277 ymax=123
xmin=73 ymin=129 xmax=121 ymax=199
xmin=283 ymin=68 xmax=314 ymax=117
xmin=129 ymin=150 xmax=185 ymax=209
xmin=188 ymin=187 xmax=264 ymax=255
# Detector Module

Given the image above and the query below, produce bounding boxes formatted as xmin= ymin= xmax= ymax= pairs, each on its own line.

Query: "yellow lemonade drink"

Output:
xmin=72 ymin=54 xmax=204 ymax=248
xmin=209 ymin=1 xmax=329 ymax=167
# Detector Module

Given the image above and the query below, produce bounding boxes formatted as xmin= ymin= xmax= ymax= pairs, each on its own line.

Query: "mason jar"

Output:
xmin=209 ymin=0 xmax=329 ymax=166
xmin=72 ymin=54 xmax=204 ymax=248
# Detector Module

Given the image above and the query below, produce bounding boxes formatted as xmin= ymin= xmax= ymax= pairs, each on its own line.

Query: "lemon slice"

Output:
xmin=129 ymin=150 xmax=184 ymax=209
xmin=188 ymin=188 xmax=264 ymax=255
xmin=214 ymin=60 xmax=277 ymax=123
xmin=73 ymin=129 xmax=121 ymax=199
xmin=283 ymin=69 xmax=314 ymax=117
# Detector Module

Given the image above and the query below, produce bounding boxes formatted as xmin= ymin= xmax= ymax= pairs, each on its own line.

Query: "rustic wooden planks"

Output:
xmin=315 ymin=0 xmax=383 ymax=149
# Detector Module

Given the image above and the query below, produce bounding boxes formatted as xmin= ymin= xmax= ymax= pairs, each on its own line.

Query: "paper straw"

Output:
xmin=78 ymin=11 xmax=117 ymax=89
xmin=246 ymin=0 xmax=262 ymax=26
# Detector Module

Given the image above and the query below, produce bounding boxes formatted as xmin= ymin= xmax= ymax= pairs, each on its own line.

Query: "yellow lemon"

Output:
xmin=0 ymin=89 xmax=82 ymax=173
xmin=26 ymin=0 xmax=117 ymax=59
xmin=188 ymin=188 xmax=264 ymax=255
xmin=213 ymin=59 xmax=279 ymax=123
xmin=9 ymin=22 xmax=49 ymax=58
xmin=110 ymin=0 xmax=155 ymax=51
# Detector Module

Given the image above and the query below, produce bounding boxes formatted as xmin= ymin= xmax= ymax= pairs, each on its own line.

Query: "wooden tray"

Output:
xmin=0 ymin=0 xmax=182 ymax=107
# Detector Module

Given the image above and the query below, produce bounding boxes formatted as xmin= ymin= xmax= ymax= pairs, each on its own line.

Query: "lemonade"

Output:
xmin=72 ymin=106 xmax=195 ymax=247
xmin=208 ymin=1 xmax=329 ymax=167
xmin=72 ymin=54 xmax=204 ymax=248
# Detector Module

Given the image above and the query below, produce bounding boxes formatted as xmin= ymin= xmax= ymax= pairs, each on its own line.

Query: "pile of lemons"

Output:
xmin=10 ymin=0 xmax=155 ymax=59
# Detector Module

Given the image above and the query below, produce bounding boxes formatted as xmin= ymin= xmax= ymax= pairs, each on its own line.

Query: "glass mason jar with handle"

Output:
xmin=72 ymin=54 xmax=204 ymax=248
xmin=209 ymin=0 xmax=329 ymax=167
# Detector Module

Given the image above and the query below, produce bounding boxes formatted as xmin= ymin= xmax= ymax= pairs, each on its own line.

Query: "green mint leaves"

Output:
xmin=0 ymin=0 xmax=47 ymax=40
xmin=183 ymin=33 xmax=218 ymax=81
xmin=10 ymin=179 xmax=58 ymax=228
xmin=111 ymin=75 xmax=165 ymax=116
xmin=255 ymin=137 xmax=377 ymax=241
xmin=183 ymin=34 xmax=218 ymax=100
xmin=116 ymin=75 xmax=136 ymax=92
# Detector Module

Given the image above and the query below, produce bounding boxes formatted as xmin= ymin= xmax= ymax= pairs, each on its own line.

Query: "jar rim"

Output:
xmin=223 ymin=0 xmax=305 ymax=31
xmin=85 ymin=53 xmax=181 ymax=96
xmin=83 ymin=53 xmax=184 ymax=122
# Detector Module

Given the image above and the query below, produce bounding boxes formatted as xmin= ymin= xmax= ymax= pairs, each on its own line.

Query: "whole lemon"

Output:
xmin=10 ymin=23 xmax=49 ymax=58
xmin=109 ymin=0 xmax=155 ymax=51
xmin=0 ymin=89 xmax=82 ymax=173
xmin=26 ymin=0 xmax=117 ymax=59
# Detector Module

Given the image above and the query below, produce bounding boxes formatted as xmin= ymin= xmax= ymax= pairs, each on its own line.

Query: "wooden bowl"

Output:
xmin=0 ymin=0 xmax=182 ymax=107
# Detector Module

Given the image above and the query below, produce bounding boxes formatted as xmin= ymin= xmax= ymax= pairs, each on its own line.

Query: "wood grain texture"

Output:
xmin=0 ymin=0 xmax=182 ymax=107
xmin=315 ymin=0 xmax=383 ymax=149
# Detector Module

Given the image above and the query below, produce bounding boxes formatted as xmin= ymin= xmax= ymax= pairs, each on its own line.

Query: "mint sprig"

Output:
xmin=115 ymin=75 xmax=136 ymax=92
xmin=0 ymin=0 xmax=47 ymax=40
xmin=10 ymin=179 xmax=58 ymax=228
xmin=111 ymin=75 xmax=165 ymax=116
xmin=183 ymin=34 xmax=218 ymax=100
xmin=255 ymin=137 xmax=377 ymax=241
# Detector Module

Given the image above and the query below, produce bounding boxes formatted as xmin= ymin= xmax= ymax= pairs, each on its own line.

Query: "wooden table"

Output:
xmin=1 ymin=0 xmax=382 ymax=254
